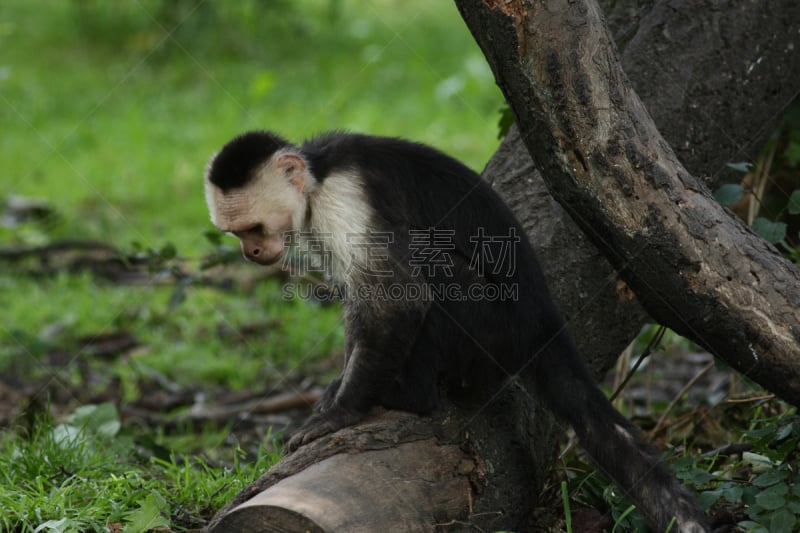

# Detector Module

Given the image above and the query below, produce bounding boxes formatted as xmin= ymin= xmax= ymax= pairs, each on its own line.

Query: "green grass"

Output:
xmin=1 ymin=272 xmax=344 ymax=394
xmin=0 ymin=404 xmax=281 ymax=532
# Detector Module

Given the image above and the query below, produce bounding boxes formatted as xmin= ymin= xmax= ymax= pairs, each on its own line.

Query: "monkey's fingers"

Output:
xmin=284 ymin=406 xmax=362 ymax=453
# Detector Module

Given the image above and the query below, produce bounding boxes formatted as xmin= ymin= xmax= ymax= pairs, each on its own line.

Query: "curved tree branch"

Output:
xmin=482 ymin=0 xmax=800 ymax=376
xmin=458 ymin=0 xmax=800 ymax=405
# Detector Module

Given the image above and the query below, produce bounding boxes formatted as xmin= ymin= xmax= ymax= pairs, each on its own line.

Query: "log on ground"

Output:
xmin=208 ymin=384 xmax=560 ymax=532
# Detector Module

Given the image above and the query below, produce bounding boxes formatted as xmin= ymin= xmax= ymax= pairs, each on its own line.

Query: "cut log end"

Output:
xmin=211 ymin=439 xmax=471 ymax=533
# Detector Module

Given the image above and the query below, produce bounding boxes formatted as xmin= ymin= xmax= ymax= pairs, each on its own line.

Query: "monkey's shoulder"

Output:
xmin=301 ymin=132 xmax=480 ymax=187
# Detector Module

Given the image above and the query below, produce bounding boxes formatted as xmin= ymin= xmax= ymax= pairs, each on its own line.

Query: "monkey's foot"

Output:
xmin=313 ymin=377 xmax=342 ymax=414
xmin=285 ymin=405 xmax=363 ymax=453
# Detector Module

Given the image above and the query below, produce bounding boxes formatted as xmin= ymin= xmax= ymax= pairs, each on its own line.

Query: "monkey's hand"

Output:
xmin=285 ymin=404 xmax=363 ymax=453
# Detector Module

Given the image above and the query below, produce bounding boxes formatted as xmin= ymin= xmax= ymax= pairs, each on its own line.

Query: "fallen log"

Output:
xmin=207 ymin=384 xmax=560 ymax=532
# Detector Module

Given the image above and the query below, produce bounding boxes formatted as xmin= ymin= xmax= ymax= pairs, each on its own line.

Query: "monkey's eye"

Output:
xmin=245 ymin=223 xmax=264 ymax=235
xmin=233 ymin=224 xmax=264 ymax=237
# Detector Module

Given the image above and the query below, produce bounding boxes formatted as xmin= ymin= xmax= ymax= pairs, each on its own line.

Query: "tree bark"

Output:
xmin=483 ymin=0 xmax=800 ymax=375
xmin=457 ymin=0 xmax=800 ymax=404
xmin=609 ymin=0 xmax=800 ymax=187
xmin=483 ymin=125 xmax=648 ymax=376
xmin=210 ymin=412 xmax=473 ymax=533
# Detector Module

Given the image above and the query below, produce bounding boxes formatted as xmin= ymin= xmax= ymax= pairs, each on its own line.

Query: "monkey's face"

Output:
xmin=205 ymin=151 xmax=311 ymax=266
xmin=228 ymin=212 xmax=292 ymax=265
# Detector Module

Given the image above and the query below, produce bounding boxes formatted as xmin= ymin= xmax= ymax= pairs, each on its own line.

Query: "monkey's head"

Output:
xmin=205 ymin=131 xmax=312 ymax=265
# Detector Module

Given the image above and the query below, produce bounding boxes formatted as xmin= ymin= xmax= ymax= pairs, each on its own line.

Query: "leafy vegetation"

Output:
xmin=714 ymin=99 xmax=800 ymax=262
xmin=689 ymin=407 xmax=800 ymax=533
xmin=563 ymin=393 xmax=800 ymax=532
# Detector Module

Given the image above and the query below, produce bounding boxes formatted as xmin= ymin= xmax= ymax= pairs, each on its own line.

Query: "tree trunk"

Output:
xmin=603 ymin=0 xmax=800 ymax=188
xmin=482 ymin=0 xmax=800 ymax=375
xmin=457 ymin=0 xmax=800 ymax=404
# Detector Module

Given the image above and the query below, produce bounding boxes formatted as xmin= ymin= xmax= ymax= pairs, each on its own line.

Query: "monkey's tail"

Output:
xmin=530 ymin=345 xmax=710 ymax=533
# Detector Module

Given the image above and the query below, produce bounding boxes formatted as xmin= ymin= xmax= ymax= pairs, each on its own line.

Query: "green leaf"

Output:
xmin=775 ymin=422 xmax=796 ymax=441
xmin=726 ymin=161 xmax=753 ymax=173
xmin=787 ymin=190 xmax=800 ymax=215
xmin=714 ymin=183 xmax=745 ymax=205
xmin=678 ymin=468 xmax=714 ymax=485
xmin=66 ymin=403 xmax=120 ymax=438
xmin=769 ymin=507 xmax=796 ymax=533
xmin=784 ymin=141 xmax=800 ymax=167
xmin=745 ymin=427 xmax=776 ymax=440
xmin=34 ymin=518 xmax=76 ymax=533
xmin=124 ymin=492 xmax=170 ymax=533
xmin=723 ymin=485 xmax=744 ymax=502
xmin=737 ymin=521 xmax=768 ymax=533
xmin=561 ymin=481 xmax=572 ymax=533
xmin=752 ymin=217 xmax=787 ymax=244
xmin=159 ymin=243 xmax=176 ymax=261
xmin=754 ymin=483 xmax=788 ymax=510
xmin=742 ymin=484 xmax=761 ymax=505
xmin=497 ymin=106 xmax=514 ymax=139
xmin=698 ymin=489 xmax=722 ymax=510
xmin=753 ymin=469 xmax=789 ymax=487
xmin=50 ymin=423 xmax=86 ymax=448
xmin=204 ymin=228 xmax=223 ymax=246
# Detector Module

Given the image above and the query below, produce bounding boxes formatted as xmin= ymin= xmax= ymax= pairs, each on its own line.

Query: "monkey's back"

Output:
xmin=303 ymin=132 xmax=571 ymax=390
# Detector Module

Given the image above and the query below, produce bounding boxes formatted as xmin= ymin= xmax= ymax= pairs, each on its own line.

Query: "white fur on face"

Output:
xmin=205 ymin=152 xmax=374 ymax=281
xmin=205 ymin=149 xmax=309 ymax=235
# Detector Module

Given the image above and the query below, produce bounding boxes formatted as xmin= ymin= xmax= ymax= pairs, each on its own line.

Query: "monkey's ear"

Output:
xmin=275 ymin=152 xmax=307 ymax=192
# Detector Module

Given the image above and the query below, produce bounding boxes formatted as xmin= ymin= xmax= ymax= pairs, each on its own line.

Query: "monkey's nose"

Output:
xmin=243 ymin=246 xmax=283 ymax=265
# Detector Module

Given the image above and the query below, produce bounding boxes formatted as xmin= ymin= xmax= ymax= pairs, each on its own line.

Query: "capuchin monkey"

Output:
xmin=204 ymin=130 xmax=709 ymax=532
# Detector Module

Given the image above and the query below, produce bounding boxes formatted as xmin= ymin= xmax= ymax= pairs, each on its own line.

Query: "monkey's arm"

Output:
xmin=286 ymin=296 xmax=427 ymax=452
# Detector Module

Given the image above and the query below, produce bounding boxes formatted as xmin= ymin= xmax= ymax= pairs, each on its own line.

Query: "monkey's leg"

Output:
xmin=313 ymin=376 xmax=342 ymax=414
xmin=286 ymin=300 xmax=426 ymax=452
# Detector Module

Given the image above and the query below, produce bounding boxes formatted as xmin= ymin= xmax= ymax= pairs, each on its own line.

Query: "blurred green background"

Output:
xmin=1 ymin=0 xmax=502 ymax=251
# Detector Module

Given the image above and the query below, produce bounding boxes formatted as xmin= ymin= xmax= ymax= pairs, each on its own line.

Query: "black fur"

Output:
xmin=208 ymin=131 xmax=291 ymax=191
xmin=217 ymin=131 xmax=709 ymax=532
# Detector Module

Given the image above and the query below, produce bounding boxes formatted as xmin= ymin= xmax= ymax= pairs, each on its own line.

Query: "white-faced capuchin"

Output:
xmin=204 ymin=130 xmax=709 ymax=532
